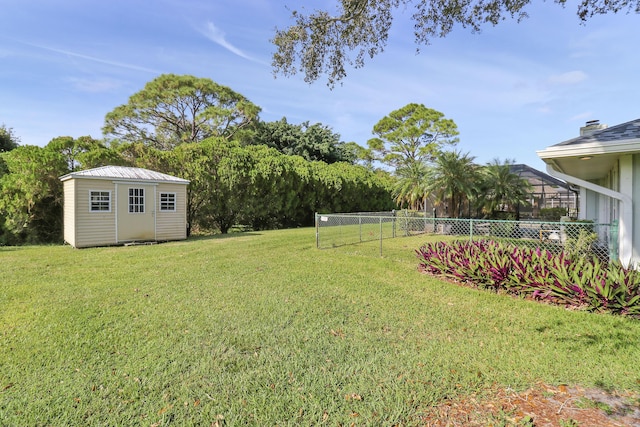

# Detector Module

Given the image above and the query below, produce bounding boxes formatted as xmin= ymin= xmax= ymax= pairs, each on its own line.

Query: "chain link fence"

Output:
xmin=315 ymin=211 xmax=615 ymax=261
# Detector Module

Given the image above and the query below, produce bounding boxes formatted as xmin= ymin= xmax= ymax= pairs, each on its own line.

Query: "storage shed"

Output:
xmin=60 ymin=166 xmax=190 ymax=248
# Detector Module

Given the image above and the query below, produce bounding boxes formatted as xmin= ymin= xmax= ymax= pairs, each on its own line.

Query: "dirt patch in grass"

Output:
xmin=419 ymin=383 xmax=640 ymax=426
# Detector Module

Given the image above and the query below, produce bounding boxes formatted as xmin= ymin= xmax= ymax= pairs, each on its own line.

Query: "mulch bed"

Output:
xmin=418 ymin=383 xmax=640 ymax=426
xmin=415 ymin=262 xmax=640 ymax=425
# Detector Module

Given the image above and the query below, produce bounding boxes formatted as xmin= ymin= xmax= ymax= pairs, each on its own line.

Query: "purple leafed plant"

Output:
xmin=416 ymin=240 xmax=640 ymax=318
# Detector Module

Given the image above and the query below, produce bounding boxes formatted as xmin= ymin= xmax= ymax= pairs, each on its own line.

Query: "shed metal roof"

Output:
xmin=60 ymin=166 xmax=189 ymax=184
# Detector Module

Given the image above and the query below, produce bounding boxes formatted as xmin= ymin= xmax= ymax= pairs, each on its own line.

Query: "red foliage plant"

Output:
xmin=416 ymin=240 xmax=640 ymax=318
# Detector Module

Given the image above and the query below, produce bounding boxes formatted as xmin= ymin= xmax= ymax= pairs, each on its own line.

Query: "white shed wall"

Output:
xmin=74 ymin=179 xmax=117 ymax=248
xmin=64 ymin=178 xmax=188 ymax=248
xmin=155 ymin=183 xmax=188 ymax=241
xmin=63 ymin=179 xmax=77 ymax=247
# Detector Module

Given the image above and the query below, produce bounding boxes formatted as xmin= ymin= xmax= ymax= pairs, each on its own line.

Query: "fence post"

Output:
xmin=433 ymin=208 xmax=438 ymax=235
xmin=469 ymin=218 xmax=474 ymax=242
xmin=392 ymin=210 xmax=396 ymax=238
xmin=315 ymin=212 xmax=319 ymax=248
xmin=359 ymin=216 xmax=362 ymax=243
xmin=379 ymin=217 xmax=383 ymax=256
xmin=404 ymin=213 xmax=408 ymax=237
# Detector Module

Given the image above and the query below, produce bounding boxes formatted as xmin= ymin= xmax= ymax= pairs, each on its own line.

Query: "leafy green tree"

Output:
xmin=368 ymin=103 xmax=458 ymax=170
xmin=272 ymin=0 xmax=638 ymax=86
xmin=0 ymin=136 xmax=125 ymax=244
xmin=342 ymin=141 xmax=375 ymax=169
xmin=0 ymin=144 xmax=68 ymax=244
xmin=0 ymin=124 xmax=20 ymax=153
xmin=242 ymin=146 xmax=311 ymax=229
xmin=47 ymin=136 xmax=122 ymax=171
xmin=251 ymin=118 xmax=353 ymax=164
xmin=242 ymin=146 xmax=393 ymax=229
xmin=480 ymin=158 xmax=532 ymax=219
xmin=113 ymin=137 xmax=393 ymax=234
xmin=426 ymin=150 xmax=479 ymax=218
xmin=162 ymin=139 xmax=254 ymax=234
xmin=323 ymin=161 xmax=395 ymax=213
xmin=301 ymin=121 xmax=351 ymax=163
xmin=103 ymin=74 xmax=261 ymax=150
xmin=392 ymin=161 xmax=431 ymax=210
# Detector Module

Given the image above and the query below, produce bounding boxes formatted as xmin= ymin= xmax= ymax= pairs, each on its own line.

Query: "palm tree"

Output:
xmin=481 ymin=158 xmax=532 ymax=219
xmin=392 ymin=161 xmax=431 ymax=211
xmin=426 ymin=150 xmax=479 ymax=218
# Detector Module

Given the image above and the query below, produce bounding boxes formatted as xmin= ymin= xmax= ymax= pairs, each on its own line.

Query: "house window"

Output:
xmin=128 ymin=188 xmax=145 ymax=213
xmin=90 ymin=191 xmax=111 ymax=212
xmin=159 ymin=192 xmax=176 ymax=212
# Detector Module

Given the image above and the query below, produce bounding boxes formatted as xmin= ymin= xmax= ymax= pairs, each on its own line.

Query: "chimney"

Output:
xmin=580 ymin=119 xmax=608 ymax=136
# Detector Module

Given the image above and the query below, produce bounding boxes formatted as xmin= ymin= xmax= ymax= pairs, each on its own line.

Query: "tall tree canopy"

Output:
xmin=480 ymin=158 xmax=532 ymax=218
xmin=103 ymin=74 xmax=261 ymax=150
xmin=426 ymin=150 xmax=479 ymax=218
xmin=0 ymin=136 xmax=122 ymax=244
xmin=0 ymin=124 xmax=20 ymax=153
xmin=0 ymin=144 xmax=67 ymax=244
xmin=272 ymin=0 xmax=639 ymax=86
xmin=47 ymin=136 xmax=122 ymax=171
xmin=392 ymin=161 xmax=431 ymax=210
xmin=368 ymin=103 xmax=458 ymax=169
xmin=250 ymin=118 xmax=354 ymax=164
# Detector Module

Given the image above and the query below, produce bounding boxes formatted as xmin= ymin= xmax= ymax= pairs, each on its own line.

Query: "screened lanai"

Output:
xmin=509 ymin=164 xmax=577 ymax=219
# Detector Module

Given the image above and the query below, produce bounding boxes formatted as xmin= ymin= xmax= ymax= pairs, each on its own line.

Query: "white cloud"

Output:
xmin=66 ymin=77 xmax=125 ymax=93
xmin=18 ymin=40 xmax=161 ymax=74
xmin=202 ymin=21 xmax=260 ymax=63
xmin=546 ymin=70 xmax=588 ymax=86
xmin=569 ymin=111 xmax=594 ymax=122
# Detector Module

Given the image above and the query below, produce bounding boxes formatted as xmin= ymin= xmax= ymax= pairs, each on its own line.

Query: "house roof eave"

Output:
xmin=537 ymin=138 xmax=640 ymax=160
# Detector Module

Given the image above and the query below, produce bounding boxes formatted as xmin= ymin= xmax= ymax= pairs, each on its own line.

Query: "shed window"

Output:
xmin=128 ymin=188 xmax=145 ymax=213
xmin=159 ymin=192 xmax=176 ymax=212
xmin=90 ymin=191 xmax=111 ymax=212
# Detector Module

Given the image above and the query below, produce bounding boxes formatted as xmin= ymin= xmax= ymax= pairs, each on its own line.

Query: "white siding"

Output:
xmin=74 ymin=179 xmax=117 ymax=248
xmin=155 ymin=183 xmax=188 ymax=241
xmin=63 ymin=179 xmax=76 ymax=247
xmin=61 ymin=170 xmax=189 ymax=248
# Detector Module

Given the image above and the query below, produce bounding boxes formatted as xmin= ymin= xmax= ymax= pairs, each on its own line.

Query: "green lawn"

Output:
xmin=1 ymin=228 xmax=639 ymax=426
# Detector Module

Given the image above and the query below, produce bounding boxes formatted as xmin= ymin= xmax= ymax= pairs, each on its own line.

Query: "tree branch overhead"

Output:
xmin=272 ymin=0 xmax=640 ymax=87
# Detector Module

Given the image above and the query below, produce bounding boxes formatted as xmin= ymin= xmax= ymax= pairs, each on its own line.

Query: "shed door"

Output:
xmin=117 ymin=184 xmax=156 ymax=242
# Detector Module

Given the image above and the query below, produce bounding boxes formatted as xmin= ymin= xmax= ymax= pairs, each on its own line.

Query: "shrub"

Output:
xmin=416 ymin=240 xmax=640 ymax=318
xmin=564 ymin=228 xmax=599 ymax=261
xmin=539 ymin=207 xmax=567 ymax=221
xmin=563 ymin=219 xmax=594 ymax=234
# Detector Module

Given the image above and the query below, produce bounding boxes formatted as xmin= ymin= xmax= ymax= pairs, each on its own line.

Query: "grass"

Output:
xmin=317 ymin=217 xmax=397 ymax=249
xmin=1 ymin=228 xmax=640 ymax=426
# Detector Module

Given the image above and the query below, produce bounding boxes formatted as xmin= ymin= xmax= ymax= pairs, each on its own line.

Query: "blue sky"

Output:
xmin=1 ymin=0 xmax=638 ymax=172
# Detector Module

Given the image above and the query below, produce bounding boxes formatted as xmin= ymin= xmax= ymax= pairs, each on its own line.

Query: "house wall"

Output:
xmin=581 ymin=188 xmax=599 ymax=222
xmin=632 ymin=154 xmax=640 ymax=262
xmin=601 ymin=162 xmax=617 ymax=225
xmin=155 ymin=183 xmax=188 ymax=241
xmin=580 ymin=163 xmax=620 ymax=258
xmin=582 ymin=162 xmax=618 ymax=225
xmin=591 ymin=155 xmax=638 ymax=266
xmin=63 ymin=179 xmax=77 ymax=247
xmin=73 ymin=179 xmax=117 ymax=248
